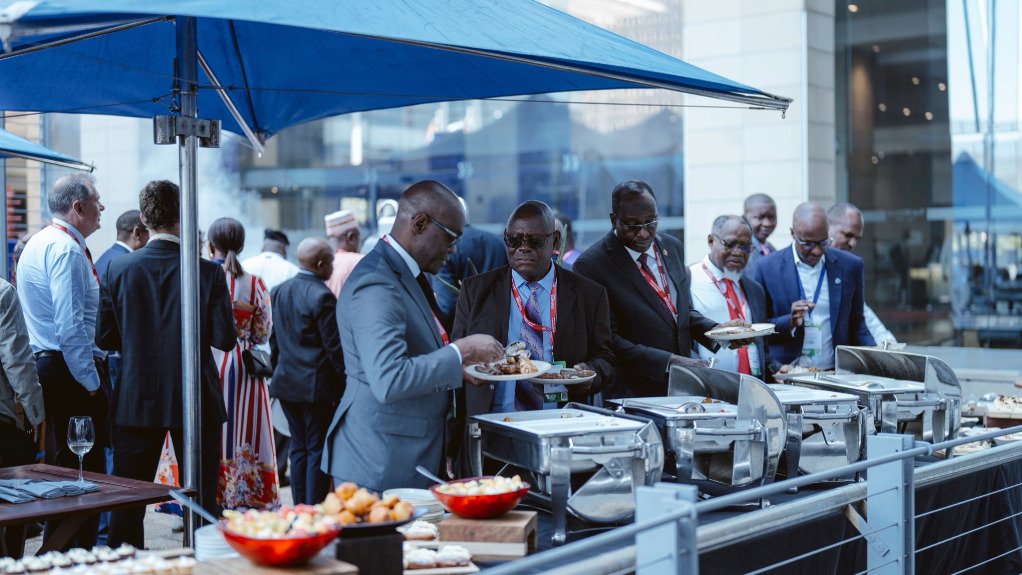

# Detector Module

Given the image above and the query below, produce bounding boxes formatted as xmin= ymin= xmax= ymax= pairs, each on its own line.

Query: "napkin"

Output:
xmin=0 ymin=479 xmax=99 ymax=499
xmin=0 ymin=485 xmax=34 ymax=504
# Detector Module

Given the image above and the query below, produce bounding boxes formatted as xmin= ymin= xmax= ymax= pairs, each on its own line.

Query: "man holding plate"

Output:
xmin=453 ymin=200 xmax=614 ymax=416
xmin=689 ymin=215 xmax=771 ymax=378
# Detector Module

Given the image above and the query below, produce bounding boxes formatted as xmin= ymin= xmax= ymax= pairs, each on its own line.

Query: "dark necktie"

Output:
xmin=416 ymin=273 xmax=446 ymax=328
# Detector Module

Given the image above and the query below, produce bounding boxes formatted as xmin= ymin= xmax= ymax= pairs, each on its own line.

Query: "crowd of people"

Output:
xmin=0 ymin=173 xmax=896 ymax=554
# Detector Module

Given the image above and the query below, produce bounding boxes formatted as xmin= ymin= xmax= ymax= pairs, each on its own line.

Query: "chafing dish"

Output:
xmin=468 ymin=404 xmax=663 ymax=545
xmin=766 ymin=384 xmax=867 ymax=477
xmin=786 ymin=346 xmax=962 ymax=443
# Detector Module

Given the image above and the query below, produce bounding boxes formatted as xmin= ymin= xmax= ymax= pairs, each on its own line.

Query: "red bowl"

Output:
xmin=430 ymin=476 xmax=530 ymax=519
xmin=219 ymin=522 xmax=341 ymax=567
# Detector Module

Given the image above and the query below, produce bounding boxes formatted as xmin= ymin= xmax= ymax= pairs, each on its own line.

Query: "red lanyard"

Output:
xmin=511 ymin=275 xmax=557 ymax=349
xmin=381 ymin=235 xmax=449 ymax=345
xmin=701 ymin=263 xmax=747 ymax=321
xmin=637 ymin=248 xmax=678 ymax=316
xmin=50 ymin=222 xmax=100 ymax=286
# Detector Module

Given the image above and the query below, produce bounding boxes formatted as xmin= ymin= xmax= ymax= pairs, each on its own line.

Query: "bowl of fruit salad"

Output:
xmin=219 ymin=505 xmax=342 ymax=567
xmin=430 ymin=475 xmax=530 ymax=519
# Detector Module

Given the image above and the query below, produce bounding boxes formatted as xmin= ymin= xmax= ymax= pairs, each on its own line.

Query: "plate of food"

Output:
xmin=704 ymin=323 xmax=775 ymax=341
xmin=528 ymin=366 xmax=597 ymax=385
xmin=465 ymin=341 xmax=552 ymax=381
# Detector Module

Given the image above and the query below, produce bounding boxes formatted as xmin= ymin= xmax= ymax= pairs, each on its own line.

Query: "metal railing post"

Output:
xmin=866 ymin=434 xmax=915 ymax=574
xmin=636 ymin=482 xmax=699 ymax=575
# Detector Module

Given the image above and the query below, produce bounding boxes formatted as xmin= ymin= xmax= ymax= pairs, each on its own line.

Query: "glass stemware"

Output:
xmin=67 ymin=416 xmax=95 ymax=485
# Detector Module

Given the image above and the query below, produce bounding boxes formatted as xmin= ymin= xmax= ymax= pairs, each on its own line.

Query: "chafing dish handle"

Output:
xmin=565 ymin=402 xmax=654 ymax=426
xmin=807 ymin=412 xmax=862 ymax=421
xmin=568 ymin=441 xmax=642 ymax=455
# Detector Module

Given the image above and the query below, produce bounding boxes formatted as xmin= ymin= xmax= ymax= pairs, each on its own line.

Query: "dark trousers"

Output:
xmin=108 ymin=424 xmax=220 ymax=548
xmin=279 ymin=400 xmax=333 ymax=505
xmin=0 ymin=420 xmax=37 ymax=558
xmin=36 ymin=353 xmax=108 ymax=550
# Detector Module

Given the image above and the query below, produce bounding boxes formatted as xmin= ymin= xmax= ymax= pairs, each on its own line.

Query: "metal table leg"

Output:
xmin=549 ymin=447 xmax=571 ymax=546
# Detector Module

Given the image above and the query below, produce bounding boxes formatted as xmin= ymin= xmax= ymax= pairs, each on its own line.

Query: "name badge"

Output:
xmin=802 ymin=323 xmax=823 ymax=360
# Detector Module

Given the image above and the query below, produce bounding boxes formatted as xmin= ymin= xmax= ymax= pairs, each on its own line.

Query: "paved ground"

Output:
xmin=25 ymin=486 xmax=294 ymax=554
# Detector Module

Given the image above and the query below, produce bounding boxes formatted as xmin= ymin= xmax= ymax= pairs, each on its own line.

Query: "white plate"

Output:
xmin=403 ymin=562 xmax=479 ymax=575
xmin=705 ymin=323 xmax=775 ymax=341
xmin=464 ymin=361 xmax=553 ymax=381
xmin=527 ymin=366 xmax=597 ymax=385
xmin=384 ymin=488 xmax=437 ymax=502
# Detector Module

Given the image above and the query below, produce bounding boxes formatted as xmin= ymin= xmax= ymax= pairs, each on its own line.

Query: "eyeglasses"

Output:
xmin=712 ymin=234 xmax=753 ymax=254
xmin=504 ymin=232 xmax=556 ymax=251
xmin=793 ymin=232 xmax=831 ymax=250
xmin=614 ymin=215 xmax=658 ymax=233
xmin=426 ymin=215 xmax=462 ymax=247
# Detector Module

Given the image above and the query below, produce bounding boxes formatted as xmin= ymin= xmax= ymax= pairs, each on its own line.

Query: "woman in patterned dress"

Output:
xmin=207 ymin=218 xmax=280 ymax=510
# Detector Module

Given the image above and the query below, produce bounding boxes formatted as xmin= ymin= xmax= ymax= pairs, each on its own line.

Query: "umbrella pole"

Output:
xmin=0 ymin=113 xmax=6 ymax=282
xmin=176 ymin=15 xmax=203 ymax=546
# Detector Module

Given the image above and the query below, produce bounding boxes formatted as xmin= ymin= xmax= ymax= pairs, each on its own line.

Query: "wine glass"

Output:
xmin=67 ymin=416 xmax=95 ymax=485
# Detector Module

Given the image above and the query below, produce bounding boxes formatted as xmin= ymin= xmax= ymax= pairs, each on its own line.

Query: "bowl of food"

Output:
xmin=218 ymin=506 xmax=341 ymax=567
xmin=430 ymin=476 xmax=530 ymax=519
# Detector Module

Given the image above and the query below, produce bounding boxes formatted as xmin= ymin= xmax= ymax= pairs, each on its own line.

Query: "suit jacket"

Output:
xmin=269 ymin=273 xmax=345 ymax=405
xmin=574 ymin=232 xmax=718 ymax=398
xmin=452 ymin=265 xmax=614 ymax=416
xmin=750 ymin=246 xmax=876 ymax=369
xmin=96 ymin=239 xmax=235 ymax=428
xmin=94 ymin=242 xmax=129 ymax=282
xmin=431 ymin=225 xmax=508 ymax=326
xmin=689 ymin=268 xmax=771 ymax=379
xmin=322 ymin=240 xmax=463 ymax=492
xmin=0 ymin=280 xmax=44 ymax=429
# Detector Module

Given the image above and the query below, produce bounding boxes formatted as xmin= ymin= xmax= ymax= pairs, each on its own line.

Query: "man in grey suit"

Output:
xmin=322 ymin=181 xmax=504 ymax=492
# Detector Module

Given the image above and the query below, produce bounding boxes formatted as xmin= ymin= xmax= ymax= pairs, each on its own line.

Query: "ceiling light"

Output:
xmin=911 ymin=77 xmax=920 ymax=85
xmin=938 ymin=82 xmax=947 ymax=91
xmin=872 ymin=45 xmax=881 ymax=53
xmin=878 ymin=103 xmax=887 ymax=112
xmin=871 ymin=155 xmax=879 ymax=165
xmin=848 ymin=4 xmax=859 ymax=13
xmin=902 ymin=108 xmax=911 ymax=116
xmin=925 ymin=111 xmax=934 ymax=121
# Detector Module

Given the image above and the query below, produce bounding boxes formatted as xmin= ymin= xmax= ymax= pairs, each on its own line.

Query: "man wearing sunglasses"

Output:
xmin=574 ymin=181 xmax=743 ymax=399
xmin=689 ymin=215 xmax=770 ymax=378
xmin=453 ymin=200 xmax=613 ymax=417
xmin=750 ymin=202 xmax=875 ymax=375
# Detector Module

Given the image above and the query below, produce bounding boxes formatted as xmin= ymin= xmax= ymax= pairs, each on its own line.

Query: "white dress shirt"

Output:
xmin=115 ymin=240 xmax=134 ymax=253
xmin=242 ymin=251 xmax=299 ymax=291
xmin=16 ymin=218 xmax=102 ymax=392
xmin=792 ymin=243 xmax=834 ymax=369
xmin=689 ymin=256 xmax=761 ymax=374
xmin=864 ymin=304 xmax=896 ymax=344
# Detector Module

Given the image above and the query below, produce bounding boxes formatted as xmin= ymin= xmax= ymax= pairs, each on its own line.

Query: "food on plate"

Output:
xmin=503 ymin=416 xmax=514 ymax=422
xmin=786 ymin=366 xmax=827 ymax=375
xmin=701 ymin=397 xmax=720 ymax=404
xmin=709 ymin=326 xmax=753 ymax=336
xmin=435 ymin=475 xmax=526 ymax=496
xmin=537 ymin=368 xmax=596 ymax=380
xmin=476 ymin=341 xmax=539 ymax=375
xmin=436 ymin=545 xmax=473 ymax=567
xmin=404 ymin=547 xmax=438 ymax=570
xmin=0 ymin=546 xmax=177 ymax=575
xmin=399 ymin=519 xmax=439 ymax=541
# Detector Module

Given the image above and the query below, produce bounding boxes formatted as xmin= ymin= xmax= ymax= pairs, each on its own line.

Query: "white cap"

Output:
xmin=325 ymin=209 xmax=358 ymax=237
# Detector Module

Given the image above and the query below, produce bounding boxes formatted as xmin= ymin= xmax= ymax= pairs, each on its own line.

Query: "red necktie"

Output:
xmin=722 ymin=279 xmax=751 ymax=375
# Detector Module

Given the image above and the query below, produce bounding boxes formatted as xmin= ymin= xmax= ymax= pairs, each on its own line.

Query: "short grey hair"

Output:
xmin=711 ymin=214 xmax=753 ymax=236
xmin=48 ymin=173 xmax=96 ymax=216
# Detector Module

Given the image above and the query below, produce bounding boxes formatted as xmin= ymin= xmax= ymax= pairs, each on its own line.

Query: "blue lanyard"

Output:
xmin=797 ymin=266 xmax=827 ymax=318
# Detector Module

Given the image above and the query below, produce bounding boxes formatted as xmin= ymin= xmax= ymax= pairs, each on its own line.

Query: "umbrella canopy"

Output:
xmin=0 ymin=0 xmax=790 ymax=148
xmin=0 ymin=126 xmax=92 ymax=170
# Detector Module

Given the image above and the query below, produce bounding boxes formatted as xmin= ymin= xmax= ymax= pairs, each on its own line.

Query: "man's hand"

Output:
xmin=453 ymin=334 xmax=504 ymax=365
xmin=778 ymin=363 xmax=792 ymax=374
xmin=790 ymin=300 xmax=815 ymax=328
xmin=712 ymin=319 xmax=755 ymax=349
xmin=669 ymin=355 xmax=709 ymax=369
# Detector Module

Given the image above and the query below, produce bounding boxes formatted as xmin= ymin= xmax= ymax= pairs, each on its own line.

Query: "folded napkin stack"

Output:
xmin=0 ymin=479 xmax=99 ymax=503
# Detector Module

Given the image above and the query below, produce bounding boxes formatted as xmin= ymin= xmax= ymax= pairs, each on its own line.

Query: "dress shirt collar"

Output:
xmin=148 ymin=233 xmax=181 ymax=244
xmin=702 ymin=255 xmax=743 ymax=283
xmin=260 ymin=250 xmax=286 ymax=260
xmin=791 ymin=242 xmax=825 ymax=271
xmin=616 ymin=231 xmax=658 ymax=263
xmin=511 ymin=263 xmax=556 ymax=294
xmin=384 ymin=234 xmax=420 ymax=277
xmin=297 ymin=269 xmax=318 ymax=277
xmin=51 ymin=217 xmax=86 ymax=246
xmin=115 ymin=240 xmax=134 ymax=253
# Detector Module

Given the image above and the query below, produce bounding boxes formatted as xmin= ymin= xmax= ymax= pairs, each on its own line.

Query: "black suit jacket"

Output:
xmin=574 ymin=232 xmax=718 ymax=398
xmin=94 ymin=243 xmax=128 ymax=282
xmin=96 ymin=239 xmax=235 ymax=428
xmin=269 ymin=273 xmax=345 ymax=405
xmin=452 ymin=265 xmax=614 ymax=416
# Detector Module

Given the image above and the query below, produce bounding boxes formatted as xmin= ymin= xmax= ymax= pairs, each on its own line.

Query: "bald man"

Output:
xmin=750 ymin=202 xmax=875 ymax=373
xmin=269 ymin=238 xmax=345 ymax=504
xmin=322 ymin=181 xmax=504 ymax=491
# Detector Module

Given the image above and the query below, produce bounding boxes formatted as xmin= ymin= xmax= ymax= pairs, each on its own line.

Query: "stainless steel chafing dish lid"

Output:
xmin=473 ymin=408 xmax=646 ymax=437
xmin=834 ymin=345 xmax=962 ymax=398
xmin=607 ymin=396 xmax=738 ymax=420
xmin=786 ymin=373 xmax=923 ymax=394
xmin=766 ymin=384 xmax=859 ymax=405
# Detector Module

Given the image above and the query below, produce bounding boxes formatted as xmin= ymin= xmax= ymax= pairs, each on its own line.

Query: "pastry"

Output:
xmin=401 ymin=520 xmax=439 ymax=541
xmin=404 ymin=548 xmax=438 ymax=570
xmin=436 ymin=545 xmax=472 ymax=567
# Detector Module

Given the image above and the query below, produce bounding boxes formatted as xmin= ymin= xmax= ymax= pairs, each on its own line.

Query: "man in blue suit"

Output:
xmin=94 ymin=210 xmax=148 ymax=280
xmin=750 ymin=202 xmax=875 ymax=374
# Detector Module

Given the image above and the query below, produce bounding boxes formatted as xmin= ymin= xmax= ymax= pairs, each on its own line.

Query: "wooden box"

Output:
xmin=438 ymin=511 xmax=537 ymax=561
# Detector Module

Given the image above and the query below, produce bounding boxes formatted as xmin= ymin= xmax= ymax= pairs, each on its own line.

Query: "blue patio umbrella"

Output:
xmin=0 ymin=126 xmax=92 ymax=171
xmin=0 ymin=0 xmax=791 ymax=520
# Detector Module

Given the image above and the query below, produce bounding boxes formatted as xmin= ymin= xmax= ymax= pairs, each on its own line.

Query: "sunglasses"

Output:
xmin=426 ymin=215 xmax=462 ymax=247
xmin=614 ymin=215 xmax=659 ymax=233
xmin=504 ymin=232 xmax=556 ymax=251
xmin=712 ymin=234 xmax=753 ymax=254
xmin=793 ymin=232 xmax=831 ymax=250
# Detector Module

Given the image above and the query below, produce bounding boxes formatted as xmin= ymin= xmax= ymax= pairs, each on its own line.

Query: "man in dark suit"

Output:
xmin=432 ymin=198 xmax=507 ymax=328
xmin=750 ymin=201 xmax=875 ymax=374
xmin=574 ymin=181 xmax=748 ymax=399
xmin=688 ymin=215 xmax=769 ymax=378
xmin=97 ymin=180 xmax=235 ymax=547
xmin=269 ymin=238 xmax=345 ymax=505
xmin=322 ymin=181 xmax=504 ymax=492
xmin=452 ymin=200 xmax=613 ymax=416
xmin=94 ymin=210 xmax=149 ymax=280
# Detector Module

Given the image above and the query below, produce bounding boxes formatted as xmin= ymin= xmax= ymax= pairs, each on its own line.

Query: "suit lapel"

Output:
xmin=778 ymin=248 xmax=801 ymax=314
xmin=379 ymin=242 xmax=442 ymax=348
xmin=604 ymin=233 xmax=675 ymax=329
xmin=492 ymin=268 xmax=513 ymax=346
xmin=552 ymin=267 xmax=578 ymax=361
xmin=825 ymin=251 xmax=842 ymax=335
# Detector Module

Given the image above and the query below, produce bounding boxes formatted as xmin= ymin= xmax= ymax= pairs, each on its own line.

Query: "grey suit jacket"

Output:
xmin=0 ymin=280 xmax=44 ymax=429
xmin=322 ymin=240 xmax=463 ymax=492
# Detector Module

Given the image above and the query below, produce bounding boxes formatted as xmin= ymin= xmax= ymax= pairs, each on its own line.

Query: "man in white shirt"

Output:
xmin=689 ymin=215 xmax=769 ymax=378
xmin=17 ymin=172 xmax=107 ymax=549
xmin=827 ymin=203 xmax=898 ymax=345
xmin=242 ymin=229 xmax=300 ymax=292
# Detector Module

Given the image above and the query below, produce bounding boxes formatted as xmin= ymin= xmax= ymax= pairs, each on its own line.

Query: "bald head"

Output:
xmin=297 ymin=237 xmax=334 ymax=280
xmin=791 ymin=202 xmax=830 ymax=266
xmin=390 ymin=180 xmax=465 ymax=274
xmin=828 ymin=202 xmax=864 ymax=252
